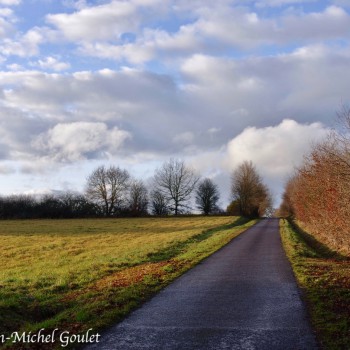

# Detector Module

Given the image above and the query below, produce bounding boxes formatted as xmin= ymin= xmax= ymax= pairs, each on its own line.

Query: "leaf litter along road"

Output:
xmin=86 ymin=218 xmax=318 ymax=350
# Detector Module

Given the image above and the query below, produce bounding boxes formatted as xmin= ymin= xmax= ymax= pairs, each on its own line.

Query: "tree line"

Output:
xmin=278 ymin=106 xmax=350 ymax=256
xmin=0 ymin=159 xmax=272 ymax=219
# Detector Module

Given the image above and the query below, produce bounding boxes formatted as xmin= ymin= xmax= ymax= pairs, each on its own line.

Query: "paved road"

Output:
xmin=86 ymin=219 xmax=318 ymax=350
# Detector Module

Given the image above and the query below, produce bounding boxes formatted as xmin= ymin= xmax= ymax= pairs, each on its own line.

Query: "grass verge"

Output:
xmin=280 ymin=219 xmax=350 ymax=350
xmin=0 ymin=216 xmax=255 ymax=349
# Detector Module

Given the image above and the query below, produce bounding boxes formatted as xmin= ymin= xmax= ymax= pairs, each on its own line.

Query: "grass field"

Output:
xmin=280 ymin=219 xmax=350 ymax=350
xmin=0 ymin=216 xmax=255 ymax=349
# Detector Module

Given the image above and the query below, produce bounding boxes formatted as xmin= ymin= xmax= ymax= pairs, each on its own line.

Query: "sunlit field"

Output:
xmin=0 ymin=216 xmax=254 ymax=348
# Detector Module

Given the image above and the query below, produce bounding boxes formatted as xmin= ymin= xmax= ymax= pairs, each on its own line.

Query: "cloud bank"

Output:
xmin=0 ymin=1 xmax=348 ymax=205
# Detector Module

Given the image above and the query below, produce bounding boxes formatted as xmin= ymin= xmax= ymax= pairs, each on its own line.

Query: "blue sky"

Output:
xmin=0 ymin=0 xmax=349 ymax=207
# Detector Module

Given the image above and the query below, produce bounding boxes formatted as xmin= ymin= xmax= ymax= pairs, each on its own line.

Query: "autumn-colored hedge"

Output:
xmin=279 ymin=108 xmax=350 ymax=256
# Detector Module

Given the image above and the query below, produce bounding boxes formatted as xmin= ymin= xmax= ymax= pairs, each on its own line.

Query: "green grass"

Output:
xmin=0 ymin=216 xmax=255 ymax=349
xmin=280 ymin=219 xmax=350 ymax=350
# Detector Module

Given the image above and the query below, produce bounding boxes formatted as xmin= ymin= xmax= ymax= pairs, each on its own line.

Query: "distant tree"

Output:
xmin=0 ymin=192 xmax=100 ymax=219
xmin=36 ymin=195 xmax=64 ymax=218
xmin=257 ymin=184 xmax=274 ymax=217
xmin=226 ymin=199 xmax=241 ymax=216
xmin=153 ymin=159 xmax=199 ymax=215
xmin=0 ymin=195 xmax=36 ymax=219
xmin=58 ymin=192 xmax=99 ymax=218
xmin=195 ymin=178 xmax=220 ymax=215
xmin=278 ymin=176 xmax=297 ymax=218
xmin=128 ymin=180 xmax=149 ymax=216
xmin=85 ymin=165 xmax=130 ymax=217
xmin=231 ymin=161 xmax=272 ymax=218
xmin=150 ymin=189 xmax=169 ymax=216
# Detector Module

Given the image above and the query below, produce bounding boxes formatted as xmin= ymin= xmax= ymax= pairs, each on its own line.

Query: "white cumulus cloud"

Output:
xmin=225 ymin=119 xmax=330 ymax=201
xmin=0 ymin=28 xmax=45 ymax=57
xmin=32 ymin=122 xmax=131 ymax=162
xmin=47 ymin=1 xmax=142 ymax=42
xmin=0 ymin=0 xmax=21 ymax=5
xmin=34 ymin=56 xmax=70 ymax=71
xmin=226 ymin=119 xmax=329 ymax=176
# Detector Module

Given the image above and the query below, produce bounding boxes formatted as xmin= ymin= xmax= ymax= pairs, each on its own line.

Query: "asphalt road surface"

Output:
xmin=86 ymin=218 xmax=318 ymax=350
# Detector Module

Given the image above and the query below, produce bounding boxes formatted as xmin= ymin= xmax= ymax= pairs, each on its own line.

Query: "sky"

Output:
xmin=0 ymin=0 xmax=349 ymax=208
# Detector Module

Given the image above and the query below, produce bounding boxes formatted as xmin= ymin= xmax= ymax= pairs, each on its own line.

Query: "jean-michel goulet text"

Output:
xmin=0 ymin=328 xmax=101 ymax=347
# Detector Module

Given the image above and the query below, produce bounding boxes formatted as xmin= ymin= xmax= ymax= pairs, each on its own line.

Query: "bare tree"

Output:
xmin=153 ymin=159 xmax=199 ymax=215
xmin=128 ymin=179 xmax=149 ymax=216
xmin=150 ymin=189 xmax=169 ymax=216
xmin=86 ymin=165 xmax=130 ymax=217
xmin=58 ymin=192 xmax=99 ymax=218
xmin=231 ymin=161 xmax=271 ymax=218
xmin=195 ymin=178 xmax=220 ymax=215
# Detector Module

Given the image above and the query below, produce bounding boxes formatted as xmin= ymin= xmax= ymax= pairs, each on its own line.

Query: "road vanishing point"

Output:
xmin=86 ymin=218 xmax=318 ymax=350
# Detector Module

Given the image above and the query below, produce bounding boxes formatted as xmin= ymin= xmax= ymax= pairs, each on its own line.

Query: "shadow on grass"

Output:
xmin=288 ymin=219 xmax=348 ymax=261
xmin=146 ymin=217 xmax=252 ymax=262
